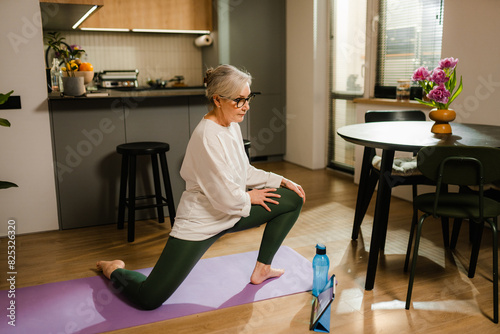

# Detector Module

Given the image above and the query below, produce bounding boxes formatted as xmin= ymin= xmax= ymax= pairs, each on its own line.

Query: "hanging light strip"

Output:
xmin=131 ymin=29 xmax=210 ymax=34
xmin=72 ymin=5 xmax=100 ymax=29
xmin=80 ymin=27 xmax=131 ymax=32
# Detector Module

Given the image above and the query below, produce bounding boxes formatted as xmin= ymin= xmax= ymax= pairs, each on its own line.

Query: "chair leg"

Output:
xmin=468 ymin=221 xmax=485 ymax=278
xmin=127 ymin=155 xmax=137 ymax=242
xmin=404 ymin=203 xmax=419 ymax=272
xmin=352 ymin=147 xmax=376 ymax=240
xmin=441 ymin=217 xmax=450 ymax=248
xmin=406 ymin=213 xmax=429 ymax=310
xmin=404 ymin=185 xmax=419 ymax=271
xmin=159 ymin=152 xmax=176 ymax=226
xmin=117 ymin=154 xmax=128 ymax=230
xmin=151 ymin=154 xmax=165 ymax=223
xmin=411 ymin=184 xmax=418 ymax=225
xmin=490 ymin=218 xmax=498 ymax=324
xmin=469 ymin=220 xmax=478 ymax=243
xmin=450 ymin=218 xmax=463 ymax=249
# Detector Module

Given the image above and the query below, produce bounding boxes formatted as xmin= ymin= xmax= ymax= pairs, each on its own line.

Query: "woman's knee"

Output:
xmin=139 ymin=298 xmax=165 ymax=310
xmin=277 ymin=188 xmax=304 ymax=212
xmin=135 ymin=284 xmax=177 ymax=310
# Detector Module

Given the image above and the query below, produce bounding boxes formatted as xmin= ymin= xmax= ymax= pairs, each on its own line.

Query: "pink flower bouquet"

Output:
xmin=411 ymin=57 xmax=463 ymax=110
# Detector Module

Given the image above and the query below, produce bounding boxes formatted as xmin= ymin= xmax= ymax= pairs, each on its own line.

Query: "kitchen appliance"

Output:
xmin=98 ymin=70 xmax=139 ymax=88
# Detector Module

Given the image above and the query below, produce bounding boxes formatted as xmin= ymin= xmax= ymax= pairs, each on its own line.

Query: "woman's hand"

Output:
xmin=248 ymin=188 xmax=281 ymax=212
xmin=281 ymin=178 xmax=306 ymax=203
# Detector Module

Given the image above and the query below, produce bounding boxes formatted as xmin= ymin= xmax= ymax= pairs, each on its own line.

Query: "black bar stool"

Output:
xmin=116 ymin=142 xmax=176 ymax=242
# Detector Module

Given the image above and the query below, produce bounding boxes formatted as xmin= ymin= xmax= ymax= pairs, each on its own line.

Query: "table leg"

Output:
xmin=352 ymin=146 xmax=376 ymax=240
xmin=365 ymin=149 xmax=395 ymax=290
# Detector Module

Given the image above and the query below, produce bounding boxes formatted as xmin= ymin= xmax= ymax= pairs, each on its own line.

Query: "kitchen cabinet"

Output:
xmin=40 ymin=0 xmax=103 ymax=3
xmin=50 ymin=98 xmax=125 ymax=229
xmin=49 ymin=94 xmax=206 ymax=229
xmin=79 ymin=0 xmax=213 ymax=31
xmin=40 ymin=0 xmax=104 ymax=31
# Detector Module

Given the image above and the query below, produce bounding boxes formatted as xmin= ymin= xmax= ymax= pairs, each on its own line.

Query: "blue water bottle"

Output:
xmin=312 ymin=243 xmax=330 ymax=297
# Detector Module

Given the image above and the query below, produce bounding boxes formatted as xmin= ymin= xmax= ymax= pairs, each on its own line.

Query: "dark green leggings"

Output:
xmin=111 ymin=187 xmax=303 ymax=310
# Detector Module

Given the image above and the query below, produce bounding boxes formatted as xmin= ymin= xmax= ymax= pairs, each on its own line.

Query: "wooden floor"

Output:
xmin=1 ymin=161 xmax=499 ymax=333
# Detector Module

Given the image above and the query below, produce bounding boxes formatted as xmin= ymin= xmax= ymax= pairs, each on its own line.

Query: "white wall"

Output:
xmin=441 ymin=0 xmax=500 ymax=127
xmin=0 ymin=0 xmax=59 ymax=236
xmin=285 ymin=0 xmax=329 ymax=170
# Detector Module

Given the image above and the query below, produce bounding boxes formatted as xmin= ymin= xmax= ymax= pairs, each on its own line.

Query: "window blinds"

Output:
xmin=376 ymin=0 xmax=444 ymax=88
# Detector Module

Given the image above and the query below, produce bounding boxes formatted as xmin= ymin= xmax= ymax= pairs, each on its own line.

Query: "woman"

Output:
xmin=97 ymin=64 xmax=305 ymax=310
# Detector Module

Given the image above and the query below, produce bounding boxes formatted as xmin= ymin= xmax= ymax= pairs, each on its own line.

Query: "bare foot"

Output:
xmin=96 ymin=260 xmax=125 ymax=279
xmin=250 ymin=261 xmax=285 ymax=285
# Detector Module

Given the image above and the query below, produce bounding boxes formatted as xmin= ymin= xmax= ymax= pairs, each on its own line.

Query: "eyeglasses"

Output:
xmin=220 ymin=93 xmax=257 ymax=108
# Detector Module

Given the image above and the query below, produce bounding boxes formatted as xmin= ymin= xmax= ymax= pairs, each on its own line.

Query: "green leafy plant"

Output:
xmin=0 ymin=90 xmax=18 ymax=189
xmin=45 ymin=32 xmax=85 ymax=76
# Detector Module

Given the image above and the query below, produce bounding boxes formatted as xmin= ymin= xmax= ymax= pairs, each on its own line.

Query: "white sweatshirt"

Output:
xmin=169 ymin=118 xmax=283 ymax=241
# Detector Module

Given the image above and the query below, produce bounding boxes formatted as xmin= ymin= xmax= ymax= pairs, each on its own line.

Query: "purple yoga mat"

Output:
xmin=1 ymin=246 xmax=312 ymax=333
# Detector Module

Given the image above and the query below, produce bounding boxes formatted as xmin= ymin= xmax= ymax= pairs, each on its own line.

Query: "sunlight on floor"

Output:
xmin=336 ymin=288 xmax=364 ymax=313
xmin=413 ymin=300 xmax=480 ymax=315
xmin=371 ymin=300 xmax=406 ymax=310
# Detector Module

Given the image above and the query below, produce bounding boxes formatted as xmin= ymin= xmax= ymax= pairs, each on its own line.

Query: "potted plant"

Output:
xmin=45 ymin=32 xmax=94 ymax=96
xmin=0 ymin=90 xmax=18 ymax=190
xmin=45 ymin=32 xmax=77 ymax=68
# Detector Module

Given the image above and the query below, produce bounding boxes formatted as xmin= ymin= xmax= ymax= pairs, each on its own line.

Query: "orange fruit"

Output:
xmin=79 ymin=62 xmax=93 ymax=71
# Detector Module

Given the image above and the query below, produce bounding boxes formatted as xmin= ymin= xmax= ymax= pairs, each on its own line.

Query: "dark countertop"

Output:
xmin=48 ymin=86 xmax=206 ymax=100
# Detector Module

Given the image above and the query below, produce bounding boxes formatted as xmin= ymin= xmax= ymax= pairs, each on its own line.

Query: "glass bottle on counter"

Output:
xmin=50 ymin=58 xmax=60 ymax=92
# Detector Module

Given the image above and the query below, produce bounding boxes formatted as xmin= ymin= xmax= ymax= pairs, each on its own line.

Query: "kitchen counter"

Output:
xmin=47 ymin=86 xmax=206 ymax=100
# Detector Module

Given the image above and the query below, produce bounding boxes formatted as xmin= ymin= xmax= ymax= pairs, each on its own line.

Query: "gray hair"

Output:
xmin=204 ymin=65 xmax=252 ymax=109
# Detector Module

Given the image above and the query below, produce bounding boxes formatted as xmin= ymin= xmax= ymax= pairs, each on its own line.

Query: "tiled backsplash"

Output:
xmin=51 ymin=31 xmax=205 ymax=87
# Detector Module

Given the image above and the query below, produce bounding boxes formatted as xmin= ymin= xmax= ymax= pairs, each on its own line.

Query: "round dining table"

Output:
xmin=337 ymin=121 xmax=500 ymax=290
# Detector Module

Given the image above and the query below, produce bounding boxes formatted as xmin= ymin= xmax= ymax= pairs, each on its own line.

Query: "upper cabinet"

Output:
xmin=79 ymin=0 xmax=213 ymax=31
xmin=40 ymin=0 xmax=104 ymax=31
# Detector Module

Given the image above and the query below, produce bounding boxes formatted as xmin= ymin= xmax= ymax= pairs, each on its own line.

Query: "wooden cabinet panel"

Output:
xmin=40 ymin=0 xmax=103 ymax=4
xmin=80 ymin=0 xmax=212 ymax=31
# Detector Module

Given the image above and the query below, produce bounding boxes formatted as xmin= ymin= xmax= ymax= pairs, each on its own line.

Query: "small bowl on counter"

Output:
xmin=62 ymin=71 xmax=94 ymax=85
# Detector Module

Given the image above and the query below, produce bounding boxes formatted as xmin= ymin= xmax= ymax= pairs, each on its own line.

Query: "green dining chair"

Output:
xmin=404 ymin=146 xmax=500 ymax=323
xmin=450 ymin=182 xmax=500 ymax=253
